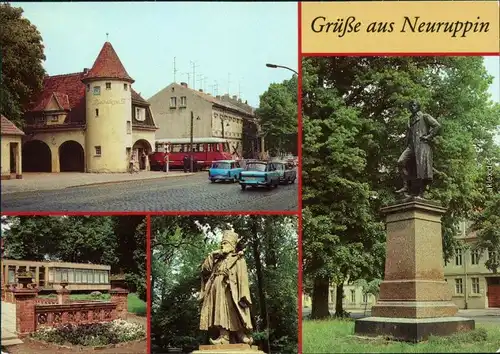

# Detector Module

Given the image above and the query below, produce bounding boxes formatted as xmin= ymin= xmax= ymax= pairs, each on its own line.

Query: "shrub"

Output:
xmin=31 ymin=320 xmax=145 ymax=346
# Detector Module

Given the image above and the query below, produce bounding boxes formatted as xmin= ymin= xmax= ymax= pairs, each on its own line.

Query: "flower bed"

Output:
xmin=31 ymin=319 xmax=145 ymax=347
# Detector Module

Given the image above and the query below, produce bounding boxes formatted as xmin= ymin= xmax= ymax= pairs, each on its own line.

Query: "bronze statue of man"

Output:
xmin=396 ymin=100 xmax=441 ymax=197
xmin=199 ymin=230 xmax=253 ymax=345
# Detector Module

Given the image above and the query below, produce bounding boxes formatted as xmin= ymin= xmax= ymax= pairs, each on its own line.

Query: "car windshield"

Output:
xmin=212 ymin=162 xmax=230 ymax=169
xmin=246 ymin=163 xmax=267 ymax=172
xmin=212 ymin=162 xmax=231 ymax=170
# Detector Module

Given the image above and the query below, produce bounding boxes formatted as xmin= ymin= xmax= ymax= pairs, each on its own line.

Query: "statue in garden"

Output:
xmin=199 ymin=230 xmax=253 ymax=345
xmin=396 ymin=100 xmax=441 ymax=198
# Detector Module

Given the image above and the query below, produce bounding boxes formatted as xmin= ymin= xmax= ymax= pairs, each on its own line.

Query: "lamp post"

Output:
xmin=190 ymin=111 xmax=201 ymax=172
xmin=265 ymin=63 xmax=298 ymax=75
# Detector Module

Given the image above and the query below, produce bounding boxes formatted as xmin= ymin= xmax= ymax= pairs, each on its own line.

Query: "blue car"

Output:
xmin=239 ymin=161 xmax=280 ymax=190
xmin=208 ymin=160 xmax=243 ymax=183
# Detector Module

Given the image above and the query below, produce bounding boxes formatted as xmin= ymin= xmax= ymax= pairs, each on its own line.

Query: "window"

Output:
xmin=105 ymin=82 xmax=111 ymax=90
xmin=455 ymin=278 xmax=463 ymax=294
xmin=170 ymin=97 xmax=177 ymax=108
xmin=471 ymin=277 xmax=480 ymax=294
xmin=124 ymin=83 xmax=128 ymax=91
xmin=95 ymin=109 xmax=99 ymax=117
xmin=471 ymin=249 xmax=481 ymax=265
xmin=68 ymin=270 xmax=74 ymax=283
xmin=363 ymin=293 xmax=368 ymax=303
xmin=330 ymin=289 xmax=335 ymax=302
xmin=95 ymin=146 xmax=102 ymax=156
xmin=127 ymin=121 xmax=131 ymax=134
xmin=180 ymin=96 xmax=187 ymax=107
xmin=8 ymin=269 xmax=15 ymax=284
xmin=135 ymin=107 xmax=145 ymax=122
xmin=104 ymin=271 xmax=109 ymax=283
xmin=93 ymin=86 xmax=101 ymax=96
xmin=75 ymin=270 xmax=81 ymax=283
xmin=489 ymin=251 xmax=497 ymax=262
xmin=50 ymin=115 xmax=58 ymax=122
xmin=87 ymin=84 xmax=90 ymax=92
xmin=455 ymin=248 xmax=463 ymax=266
xmin=55 ymin=269 xmax=62 ymax=282
xmin=350 ymin=289 xmax=356 ymax=303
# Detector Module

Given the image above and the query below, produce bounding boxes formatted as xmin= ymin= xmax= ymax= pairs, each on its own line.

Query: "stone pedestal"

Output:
xmin=192 ymin=343 xmax=266 ymax=353
xmin=110 ymin=287 xmax=129 ymax=320
xmin=355 ymin=197 xmax=475 ymax=342
xmin=13 ymin=287 xmax=39 ymax=336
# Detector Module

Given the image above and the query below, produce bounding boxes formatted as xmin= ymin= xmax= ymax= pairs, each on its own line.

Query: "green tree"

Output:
xmin=256 ymin=75 xmax=298 ymax=156
xmin=302 ymin=56 xmax=500 ymax=318
xmin=0 ymin=3 xmax=46 ymax=126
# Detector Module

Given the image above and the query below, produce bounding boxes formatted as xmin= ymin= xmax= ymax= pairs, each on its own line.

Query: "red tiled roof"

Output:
xmin=1 ymin=115 xmax=24 ymax=136
xmin=28 ymin=72 xmax=87 ymax=123
xmin=83 ymin=42 xmax=134 ymax=83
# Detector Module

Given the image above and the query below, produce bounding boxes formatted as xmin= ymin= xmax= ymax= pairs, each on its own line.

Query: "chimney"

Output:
xmin=232 ymin=95 xmax=237 ymax=100
xmin=199 ymin=89 xmax=203 ymax=93
xmin=245 ymin=100 xmax=248 ymax=104
xmin=238 ymin=98 xmax=242 ymax=103
xmin=180 ymin=82 xmax=188 ymax=88
xmin=83 ymin=68 xmax=89 ymax=74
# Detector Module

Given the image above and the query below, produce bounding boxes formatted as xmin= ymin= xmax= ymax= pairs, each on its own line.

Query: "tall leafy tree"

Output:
xmin=0 ymin=3 xmax=46 ymax=125
xmin=256 ymin=75 xmax=298 ymax=156
xmin=302 ymin=56 xmax=500 ymax=318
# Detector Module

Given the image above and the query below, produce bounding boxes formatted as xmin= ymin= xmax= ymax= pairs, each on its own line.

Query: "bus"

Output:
xmin=149 ymin=137 xmax=234 ymax=170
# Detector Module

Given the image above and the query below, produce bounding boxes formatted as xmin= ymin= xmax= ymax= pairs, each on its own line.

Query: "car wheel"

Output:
xmin=241 ymin=184 xmax=246 ymax=190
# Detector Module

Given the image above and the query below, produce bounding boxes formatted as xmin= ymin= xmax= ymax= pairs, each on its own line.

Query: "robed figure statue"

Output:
xmin=199 ymin=230 xmax=253 ymax=345
xmin=396 ymin=100 xmax=441 ymax=197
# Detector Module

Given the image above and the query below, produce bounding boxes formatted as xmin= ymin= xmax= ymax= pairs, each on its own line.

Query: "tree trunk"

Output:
xmin=251 ymin=218 xmax=270 ymax=353
xmin=311 ymin=276 xmax=330 ymax=319
xmin=335 ymin=283 xmax=345 ymax=317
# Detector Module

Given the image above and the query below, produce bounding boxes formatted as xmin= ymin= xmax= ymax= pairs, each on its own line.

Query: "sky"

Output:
xmin=14 ymin=2 xmax=298 ymax=108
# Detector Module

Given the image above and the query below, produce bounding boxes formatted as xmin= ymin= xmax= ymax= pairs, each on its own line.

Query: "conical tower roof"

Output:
xmin=82 ymin=42 xmax=134 ymax=83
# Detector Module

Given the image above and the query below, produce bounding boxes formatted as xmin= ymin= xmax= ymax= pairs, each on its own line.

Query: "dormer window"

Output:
xmin=105 ymin=82 xmax=111 ymax=90
xmin=93 ymin=86 xmax=101 ymax=96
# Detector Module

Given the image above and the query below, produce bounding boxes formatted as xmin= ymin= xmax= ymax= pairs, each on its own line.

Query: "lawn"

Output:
xmin=303 ymin=319 xmax=500 ymax=353
xmin=38 ymin=293 xmax=146 ymax=316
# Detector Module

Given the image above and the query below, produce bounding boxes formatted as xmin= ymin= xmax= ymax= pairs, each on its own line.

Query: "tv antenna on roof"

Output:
xmin=106 ymin=33 xmax=109 ymax=41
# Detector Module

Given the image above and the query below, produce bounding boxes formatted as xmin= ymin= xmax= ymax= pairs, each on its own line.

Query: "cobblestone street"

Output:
xmin=1 ymin=172 xmax=298 ymax=212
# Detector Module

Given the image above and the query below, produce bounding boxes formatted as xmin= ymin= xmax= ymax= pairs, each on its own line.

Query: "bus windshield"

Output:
xmin=212 ymin=162 xmax=231 ymax=169
xmin=246 ymin=163 xmax=266 ymax=172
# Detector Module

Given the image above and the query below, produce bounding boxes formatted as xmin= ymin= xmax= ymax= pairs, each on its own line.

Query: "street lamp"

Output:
xmin=190 ymin=111 xmax=201 ymax=172
xmin=266 ymin=63 xmax=298 ymax=75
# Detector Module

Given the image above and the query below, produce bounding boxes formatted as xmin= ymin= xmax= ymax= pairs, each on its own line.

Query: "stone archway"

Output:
xmin=22 ymin=140 xmax=51 ymax=172
xmin=133 ymin=139 xmax=152 ymax=170
xmin=59 ymin=140 xmax=85 ymax=172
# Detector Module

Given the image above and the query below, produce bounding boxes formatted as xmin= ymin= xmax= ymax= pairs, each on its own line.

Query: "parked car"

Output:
xmin=208 ymin=160 xmax=243 ymax=183
xmin=271 ymin=160 xmax=297 ymax=184
xmin=239 ymin=161 xmax=280 ymax=190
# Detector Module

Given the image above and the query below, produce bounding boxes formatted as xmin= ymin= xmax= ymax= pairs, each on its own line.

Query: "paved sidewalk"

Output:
xmin=1 ymin=301 xmax=22 ymax=346
xmin=1 ymin=171 xmax=192 ymax=194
